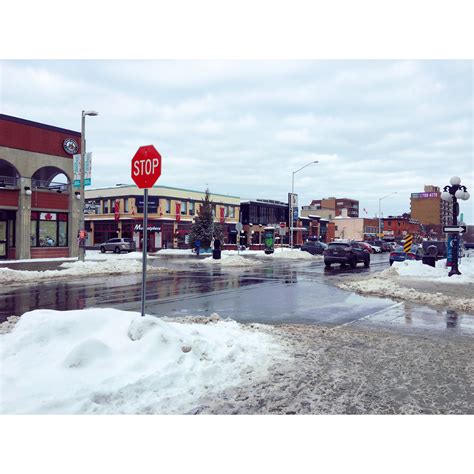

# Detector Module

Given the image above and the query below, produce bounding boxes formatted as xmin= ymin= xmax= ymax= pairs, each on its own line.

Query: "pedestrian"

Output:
xmin=195 ymin=239 xmax=201 ymax=256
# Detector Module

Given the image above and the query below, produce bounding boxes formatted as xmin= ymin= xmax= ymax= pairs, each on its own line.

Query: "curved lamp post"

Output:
xmin=378 ymin=192 xmax=397 ymax=238
xmin=290 ymin=161 xmax=318 ymax=248
xmin=441 ymin=176 xmax=470 ymax=276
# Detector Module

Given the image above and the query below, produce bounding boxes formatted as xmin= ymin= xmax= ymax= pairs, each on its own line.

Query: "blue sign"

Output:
xmin=293 ymin=208 xmax=298 ymax=222
xmin=136 ymin=196 xmax=159 ymax=213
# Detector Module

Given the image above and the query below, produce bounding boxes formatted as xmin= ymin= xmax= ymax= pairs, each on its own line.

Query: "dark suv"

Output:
xmin=301 ymin=240 xmax=328 ymax=255
xmin=324 ymin=241 xmax=370 ymax=268
xmin=99 ymin=238 xmax=136 ymax=253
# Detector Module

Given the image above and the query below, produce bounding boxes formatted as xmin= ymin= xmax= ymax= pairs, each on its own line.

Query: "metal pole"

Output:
xmin=449 ymin=197 xmax=460 ymax=276
xmin=290 ymin=172 xmax=294 ymax=249
xmin=79 ymin=112 xmax=86 ymax=262
xmin=378 ymin=198 xmax=381 ymax=238
xmin=141 ymin=188 xmax=148 ymax=316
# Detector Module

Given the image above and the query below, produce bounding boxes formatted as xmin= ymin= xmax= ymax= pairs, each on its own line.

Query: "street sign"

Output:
xmin=279 ymin=227 xmax=286 ymax=236
xmin=443 ymin=225 xmax=466 ymax=233
xmin=131 ymin=145 xmax=162 ymax=189
xmin=403 ymin=234 xmax=413 ymax=253
xmin=235 ymin=222 xmax=243 ymax=232
xmin=279 ymin=222 xmax=286 ymax=228
xmin=131 ymin=145 xmax=162 ymax=317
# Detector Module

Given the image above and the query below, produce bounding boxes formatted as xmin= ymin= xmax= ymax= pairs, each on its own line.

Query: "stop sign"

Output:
xmin=131 ymin=145 xmax=162 ymax=189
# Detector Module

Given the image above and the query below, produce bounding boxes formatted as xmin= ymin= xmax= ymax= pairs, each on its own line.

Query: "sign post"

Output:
xmin=235 ymin=222 xmax=243 ymax=255
xmin=131 ymin=145 xmax=162 ymax=316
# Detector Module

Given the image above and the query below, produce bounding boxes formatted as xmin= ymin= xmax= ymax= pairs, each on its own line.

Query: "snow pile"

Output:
xmin=0 ymin=308 xmax=289 ymax=414
xmin=0 ymin=259 xmax=167 ymax=284
xmin=157 ymin=249 xmax=194 ymax=255
xmin=383 ymin=258 xmax=474 ymax=284
xmin=339 ymin=278 xmax=474 ymax=313
xmin=201 ymin=255 xmax=262 ymax=267
xmin=86 ymin=251 xmax=160 ymax=261
xmin=262 ymin=249 xmax=322 ymax=260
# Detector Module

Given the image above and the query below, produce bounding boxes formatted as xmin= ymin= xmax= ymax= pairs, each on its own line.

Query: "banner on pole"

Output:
xmin=73 ymin=153 xmax=92 ymax=187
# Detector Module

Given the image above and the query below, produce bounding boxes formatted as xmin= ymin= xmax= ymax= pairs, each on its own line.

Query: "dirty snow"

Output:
xmin=0 ymin=308 xmax=290 ymax=414
xmin=0 ymin=259 xmax=168 ymax=284
xmin=156 ymin=249 xmax=194 ymax=255
xmin=201 ymin=255 xmax=262 ymax=267
xmin=338 ymin=257 xmax=474 ymax=313
xmin=260 ymin=248 xmax=322 ymax=260
xmin=384 ymin=258 xmax=474 ymax=284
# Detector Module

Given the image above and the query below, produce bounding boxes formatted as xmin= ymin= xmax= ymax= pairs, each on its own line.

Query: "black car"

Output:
xmin=301 ymin=240 xmax=328 ymax=255
xmin=324 ymin=241 xmax=370 ymax=268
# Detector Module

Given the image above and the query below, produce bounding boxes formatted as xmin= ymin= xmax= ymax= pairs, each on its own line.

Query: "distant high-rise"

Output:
xmin=410 ymin=185 xmax=453 ymax=227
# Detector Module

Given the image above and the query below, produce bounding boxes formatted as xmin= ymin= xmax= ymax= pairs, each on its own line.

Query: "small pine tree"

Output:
xmin=190 ymin=188 xmax=224 ymax=248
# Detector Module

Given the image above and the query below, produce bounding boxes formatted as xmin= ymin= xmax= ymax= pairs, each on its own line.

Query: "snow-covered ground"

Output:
xmin=0 ymin=308 xmax=290 ymax=414
xmin=0 ymin=259 xmax=168 ymax=284
xmin=262 ymin=248 xmax=322 ymax=260
xmin=338 ymin=257 xmax=474 ymax=313
xmin=201 ymin=255 xmax=263 ymax=267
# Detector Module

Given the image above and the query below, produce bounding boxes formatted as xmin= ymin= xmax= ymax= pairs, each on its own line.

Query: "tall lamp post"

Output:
xmin=378 ymin=192 xmax=397 ymax=238
xmin=290 ymin=161 xmax=318 ymax=249
xmin=79 ymin=110 xmax=98 ymax=262
xmin=441 ymin=176 xmax=470 ymax=277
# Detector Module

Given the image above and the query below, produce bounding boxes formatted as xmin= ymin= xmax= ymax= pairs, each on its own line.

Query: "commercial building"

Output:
xmin=410 ymin=185 xmax=453 ymax=236
xmin=0 ymin=114 xmax=81 ymax=260
xmin=332 ymin=217 xmax=379 ymax=241
xmin=380 ymin=216 xmax=422 ymax=241
xmin=309 ymin=197 xmax=359 ymax=218
xmin=84 ymin=185 xmax=240 ymax=251
xmin=240 ymin=199 xmax=289 ymax=246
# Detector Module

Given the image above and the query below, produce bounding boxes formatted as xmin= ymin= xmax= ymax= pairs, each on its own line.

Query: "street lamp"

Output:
xmin=441 ymin=176 xmax=470 ymax=277
xmin=378 ymin=192 xmax=397 ymax=238
xmin=290 ymin=161 xmax=318 ymax=248
xmin=79 ymin=110 xmax=98 ymax=262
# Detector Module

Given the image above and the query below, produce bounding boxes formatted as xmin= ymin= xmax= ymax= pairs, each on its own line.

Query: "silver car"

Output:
xmin=99 ymin=238 xmax=136 ymax=253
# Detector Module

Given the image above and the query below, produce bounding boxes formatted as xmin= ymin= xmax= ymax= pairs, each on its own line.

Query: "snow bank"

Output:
xmin=0 ymin=259 xmax=168 ymax=284
xmin=157 ymin=249 xmax=194 ymax=255
xmin=201 ymin=255 xmax=262 ymax=267
xmin=0 ymin=308 xmax=289 ymax=414
xmin=339 ymin=278 xmax=474 ymax=313
xmin=261 ymin=248 xmax=322 ymax=260
xmin=383 ymin=258 xmax=474 ymax=284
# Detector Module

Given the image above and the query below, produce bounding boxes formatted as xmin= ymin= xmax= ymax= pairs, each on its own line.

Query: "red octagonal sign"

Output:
xmin=131 ymin=145 xmax=162 ymax=189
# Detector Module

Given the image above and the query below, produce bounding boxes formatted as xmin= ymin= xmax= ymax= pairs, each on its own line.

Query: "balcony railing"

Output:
xmin=32 ymin=179 xmax=68 ymax=193
xmin=0 ymin=175 xmax=18 ymax=187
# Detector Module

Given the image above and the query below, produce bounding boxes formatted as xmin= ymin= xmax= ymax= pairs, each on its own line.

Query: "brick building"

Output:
xmin=309 ymin=197 xmax=359 ymax=218
xmin=380 ymin=216 xmax=422 ymax=241
xmin=410 ymin=185 xmax=453 ymax=237
xmin=0 ymin=114 xmax=81 ymax=260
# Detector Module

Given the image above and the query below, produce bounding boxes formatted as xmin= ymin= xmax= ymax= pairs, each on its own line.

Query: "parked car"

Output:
xmin=368 ymin=244 xmax=382 ymax=253
xmin=373 ymin=240 xmax=391 ymax=252
xmin=355 ymin=241 xmax=375 ymax=253
xmin=324 ymin=241 xmax=370 ymax=268
xmin=301 ymin=240 xmax=328 ymax=255
xmin=99 ymin=238 xmax=136 ymax=253
xmin=389 ymin=244 xmax=423 ymax=265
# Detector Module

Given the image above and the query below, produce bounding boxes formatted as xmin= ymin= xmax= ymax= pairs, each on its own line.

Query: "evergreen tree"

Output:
xmin=189 ymin=188 xmax=224 ymax=248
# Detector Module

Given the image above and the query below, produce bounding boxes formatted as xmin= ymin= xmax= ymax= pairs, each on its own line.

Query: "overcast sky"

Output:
xmin=1 ymin=60 xmax=472 ymax=222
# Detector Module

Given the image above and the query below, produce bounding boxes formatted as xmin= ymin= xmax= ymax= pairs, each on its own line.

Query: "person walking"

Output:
xmin=195 ymin=239 xmax=201 ymax=256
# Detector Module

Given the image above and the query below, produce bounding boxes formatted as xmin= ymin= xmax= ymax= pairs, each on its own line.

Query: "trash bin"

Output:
xmin=212 ymin=249 xmax=221 ymax=259
xmin=422 ymin=245 xmax=437 ymax=267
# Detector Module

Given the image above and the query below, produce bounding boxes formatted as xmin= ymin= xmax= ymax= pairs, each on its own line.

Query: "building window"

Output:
xmin=124 ymin=198 xmax=129 ymax=213
xmin=189 ymin=201 xmax=195 ymax=215
xmin=230 ymin=206 xmax=235 ymax=218
xmin=181 ymin=201 xmax=187 ymax=215
xmin=212 ymin=206 xmax=216 ymax=217
xmin=165 ymin=199 xmax=171 ymax=214
xmin=30 ymin=212 xmax=68 ymax=247
xmin=103 ymin=200 xmax=109 ymax=214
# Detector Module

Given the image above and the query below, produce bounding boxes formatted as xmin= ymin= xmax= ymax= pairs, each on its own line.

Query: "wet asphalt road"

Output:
xmin=1 ymin=253 xmax=473 ymax=334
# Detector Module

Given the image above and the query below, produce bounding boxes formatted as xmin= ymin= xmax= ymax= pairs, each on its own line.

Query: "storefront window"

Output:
xmin=30 ymin=212 xmax=68 ymax=247
xmin=189 ymin=201 xmax=195 ymax=215
xmin=181 ymin=201 xmax=187 ymax=215
xmin=103 ymin=200 xmax=109 ymax=214
xmin=230 ymin=206 xmax=235 ymax=218
xmin=165 ymin=199 xmax=171 ymax=213
xmin=124 ymin=198 xmax=129 ymax=213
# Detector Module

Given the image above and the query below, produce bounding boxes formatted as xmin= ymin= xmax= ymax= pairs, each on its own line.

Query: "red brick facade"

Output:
xmin=0 ymin=114 xmax=80 ymax=158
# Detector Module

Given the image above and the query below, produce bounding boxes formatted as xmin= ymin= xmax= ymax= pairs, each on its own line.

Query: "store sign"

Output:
xmin=136 ymin=196 xmax=159 ymax=213
xmin=411 ymin=192 xmax=439 ymax=199
xmin=73 ymin=153 xmax=92 ymax=187
xmin=63 ymin=138 xmax=79 ymax=155
xmin=84 ymin=200 xmax=99 ymax=215
xmin=40 ymin=212 xmax=56 ymax=221
xmin=134 ymin=224 xmax=161 ymax=232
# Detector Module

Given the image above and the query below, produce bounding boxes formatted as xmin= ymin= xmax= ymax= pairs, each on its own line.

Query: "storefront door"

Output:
xmin=0 ymin=221 xmax=7 ymax=258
